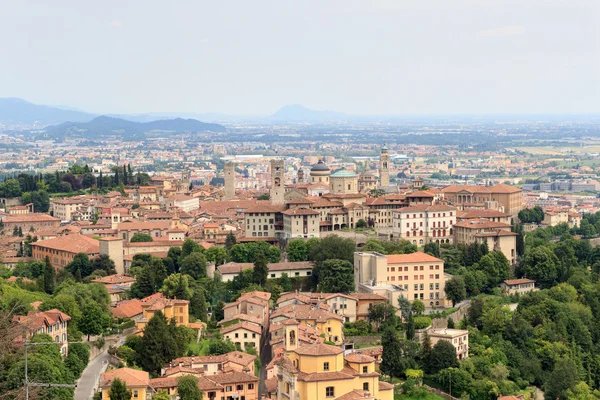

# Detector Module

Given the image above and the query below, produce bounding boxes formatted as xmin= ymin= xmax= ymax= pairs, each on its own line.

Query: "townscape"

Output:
xmin=1 ymin=1 xmax=599 ymax=400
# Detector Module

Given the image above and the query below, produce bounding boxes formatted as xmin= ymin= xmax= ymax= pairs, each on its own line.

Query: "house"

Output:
xmin=221 ymin=322 xmax=262 ymax=355
xmin=1 ymin=213 xmax=61 ymax=232
xmin=215 ymin=261 xmax=313 ymax=282
xmin=392 ymin=205 xmax=457 ymax=246
xmin=500 ymin=278 xmax=536 ymax=295
xmin=453 ymin=219 xmax=517 ymax=265
xmin=270 ymin=304 xmax=344 ymax=345
xmin=428 ymin=328 xmax=469 ymax=360
xmin=136 ymin=293 xmax=189 ymax=333
xmin=150 ymin=371 xmax=259 ymax=400
xmin=112 ymin=299 xmax=144 ymax=321
xmin=98 ymin=368 xmax=151 ymax=400
xmin=93 ymin=274 xmax=136 ymax=303
xmin=31 ymin=234 xmax=100 ymax=269
xmin=222 ymin=291 xmax=270 ymax=326
xmin=164 ymin=351 xmax=256 ymax=376
xmin=13 ymin=309 xmax=71 ymax=355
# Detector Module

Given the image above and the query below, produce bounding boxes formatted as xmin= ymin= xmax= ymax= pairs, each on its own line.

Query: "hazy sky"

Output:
xmin=1 ymin=0 xmax=598 ymax=115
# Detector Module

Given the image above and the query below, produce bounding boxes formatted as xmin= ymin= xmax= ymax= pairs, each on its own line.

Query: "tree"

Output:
xmin=368 ymin=303 xmax=399 ymax=331
xmin=252 ymin=252 xmax=268 ymax=287
xmin=43 ymin=256 xmax=56 ymax=294
xmin=182 ymin=238 xmax=202 ymax=257
xmin=475 ymin=251 xmax=510 ymax=290
xmin=66 ymin=253 xmax=94 ymax=280
xmin=317 ymin=259 xmax=355 ymax=293
xmin=381 ymin=327 xmax=402 ymax=380
xmin=356 ymin=219 xmax=367 ymax=228
xmin=109 ymin=378 xmax=131 ymax=400
xmin=180 ymin=252 xmax=208 ymax=279
xmin=130 ymin=233 xmax=153 ymax=242
xmin=308 ymin=235 xmax=356 ymax=265
xmin=411 ymin=299 xmax=425 ymax=316
xmin=177 ymin=375 xmax=203 ymax=400
xmin=190 ymin=289 xmax=208 ymax=322
xmin=279 ymin=272 xmax=292 ymax=292
xmin=521 ymin=246 xmax=559 ymax=288
xmin=437 ymin=368 xmax=473 ymax=398
xmin=92 ymin=254 xmax=117 ymax=275
xmin=424 ymin=340 xmax=458 ymax=374
xmin=153 ymin=391 xmax=171 ymax=400
xmin=205 ymin=246 xmax=228 ymax=266
xmin=79 ymin=302 xmax=111 ymax=340
xmin=130 ymin=258 xmax=168 ymax=298
xmin=444 ymin=276 xmax=466 ymax=306
xmin=544 ymin=358 xmax=579 ymax=400
xmin=161 ymin=273 xmax=192 ymax=300
xmin=257 ymin=193 xmax=270 ymax=200
xmin=286 ymin=239 xmax=309 ymax=262
xmin=423 ymin=242 xmax=440 ymax=257
xmin=406 ymin=312 xmax=415 ymax=340
xmin=139 ymin=312 xmax=179 ymax=374
xmin=225 ymin=231 xmax=237 ymax=249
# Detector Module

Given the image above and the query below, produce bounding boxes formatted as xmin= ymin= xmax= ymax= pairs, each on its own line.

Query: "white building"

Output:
xmin=392 ymin=205 xmax=457 ymax=246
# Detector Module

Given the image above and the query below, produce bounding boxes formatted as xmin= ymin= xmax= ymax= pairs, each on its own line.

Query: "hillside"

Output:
xmin=41 ymin=115 xmax=226 ymax=139
xmin=0 ymin=97 xmax=95 ymax=126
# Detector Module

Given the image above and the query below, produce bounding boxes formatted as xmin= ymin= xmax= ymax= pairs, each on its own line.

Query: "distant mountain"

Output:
xmin=0 ymin=98 xmax=95 ymax=126
xmin=41 ymin=115 xmax=226 ymax=139
xmin=271 ymin=104 xmax=347 ymax=122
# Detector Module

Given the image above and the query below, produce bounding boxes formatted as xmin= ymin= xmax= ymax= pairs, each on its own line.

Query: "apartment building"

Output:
xmin=428 ymin=328 xmax=469 ymax=360
xmin=51 ymin=198 xmax=90 ymax=221
xmin=453 ymin=219 xmax=517 ymax=264
xmin=392 ymin=204 xmax=457 ymax=245
xmin=98 ymin=368 xmax=150 ymax=400
xmin=13 ymin=309 xmax=71 ymax=355
xmin=441 ymin=183 xmax=522 ymax=218
xmin=31 ymin=234 xmax=100 ymax=269
xmin=2 ymin=213 xmax=60 ymax=232
xmin=135 ymin=293 xmax=190 ymax=333
xmin=215 ymin=261 xmax=314 ymax=282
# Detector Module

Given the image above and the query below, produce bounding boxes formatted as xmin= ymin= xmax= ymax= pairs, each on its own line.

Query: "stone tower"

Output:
xmin=379 ymin=143 xmax=390 ymax=187
xmin=297 ymin=168 xmax=304 ymax=184
xmin=270 ymin=159 xmax=285 ymax=205
xmin=224 ymin=162 xmax=235 ymax=200
xmin=99 ymin=237 xmax=124 ymax=275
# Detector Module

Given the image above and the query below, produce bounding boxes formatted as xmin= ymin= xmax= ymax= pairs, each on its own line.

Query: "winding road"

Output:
xmin=74 ymin=350 xmax=110 ymax=400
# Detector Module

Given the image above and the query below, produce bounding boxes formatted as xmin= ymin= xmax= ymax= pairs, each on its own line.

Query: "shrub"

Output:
xmin=413 ymin=316 xmax=432 ymax=329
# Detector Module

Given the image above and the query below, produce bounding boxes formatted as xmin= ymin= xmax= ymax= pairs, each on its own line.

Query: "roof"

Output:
xmin=457 ymin=209 xmax=511 ymax=219
xmin=311 ymin=160 xmax=330 ymax=172
xmin=386 ymin=251 xmax=443 ymax=264
xmin=453 ymin=219 xmax=512 ymax=229
xmin=112 ymin=299 xmax=143 ymax=319
xmin=294 ymin=343 xmax=344 ymax=356
xmin=406 ymin=190 xmax=435 ymax=198
xmin=31 ymin=234 xmax=100 ymax=255
xmin=92 ymin=274 xmax=136 ymax=285
xmin=345 ymin=353 xmax=375 ymax=363
xmin=99 ymin=368 xmax=149 ymax=388
xmin=13 ymin=309 xmax=71 ymax=332
xmin=3 ymin=213 xmax=60 ymax=223
xmin=336 ymin=390 xmax=374 ymax=400
xmin=503 ymin=278 xmax=535 ymax=286
xmin=330 ymin=170 xmax=357 ymax=178
xmin=396 ymin=204 xmax=456 ymax=213
xmin=220 ymin=322 xmax=262 ymax=335
xmin=429 ymin=328 xmax=469 ymax=338
xmin=282 ymin=208 xmax=320 ymax=216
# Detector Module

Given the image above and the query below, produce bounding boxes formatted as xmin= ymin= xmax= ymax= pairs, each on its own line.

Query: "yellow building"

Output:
xmin=136 ymin=293 xmax=190 ymax=333
xmin=270 ymin=304 xmax=345 ymax=345
xmin=275 ymin=322 xmax=394 ymax=400
xmin=98 ymin=368 xmax=150 ymax=400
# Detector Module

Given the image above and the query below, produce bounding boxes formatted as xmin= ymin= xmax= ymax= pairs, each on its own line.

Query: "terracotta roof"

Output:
xmin=220 ymin=322 xmax=262 ymax=335
xmin=336 ymin=390 xmax=374 ymax=400
xmin=406 ymin=190 xmax=435 ymax=197
xmin=112 ymin=299 xmax=143 ymax=319
xmin=457 ymin=209 xmax=511 ymax=219
xmin=294 ymin=343 xmax=343 ymax=356
xmin=218 ymin=313 xmax=263 ymax=326
xmin=267 ymin=261 xmax=313 ymax=271
xmin=163 ymin=366 xmax=203 ymax=377
xmin=454 ymin=219 xmax=512 ymax=229
xmin=149 ymin=377 xmax=179 ymax=389
xmin=13 ymin=309 xmax=71 ymax=332
xmin=92 ymin=274 xmax=136 ymax=285
xmin=396 ymin=204 xmax=456 ymax=213
xmin=3 ymin=213 xmax=60 ymax=223
xmin=386 ymin=252 xmax=443 ymax=264
xmin=245 ymin=204 xmax=287 ymax=213
xmin=99 ymin=368 xmax=149 ymax=388
xmin=265 ymin=377 xmax=278 ymax=392
xmin=282 ymin=208 xmax=320 ymax=216
xmin=31 ymin=234 xmax=99 ymax=254
xmin=345 ymin=353 xmax=375 ymax=363
xmin=378 ymin=381 xmax=395 ymax=391
xmin=503 ymin=278 xmax=535 ymax=285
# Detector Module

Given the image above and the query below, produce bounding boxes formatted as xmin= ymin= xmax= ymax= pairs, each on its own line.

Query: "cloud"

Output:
xmin=110 ymin=20 xmax=123 ymax=28
xmin=477 ymin=25 xmax=526 ymax=38
xmin=198 ymin=38 xmax=209 ymax=44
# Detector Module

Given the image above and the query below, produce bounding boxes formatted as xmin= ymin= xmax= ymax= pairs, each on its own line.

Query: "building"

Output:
xmin=51 ymin=198 xmax=90 ymax=221
xmin=379 ymin=144 xmax=390 ymax=187
xmin=150 ymin=371 xmax=259 ymax=400
xmin=99 ymin=237 xmax=125 ymax=275
xmin=270 ymin=304 xmax=344 ymax=345
xmin=221 ymin=322 xmax=262 ymax=354
xmin=13 ymin=309 xmax=71 ymax=355
xmin=330 ymin=170 xmax=359 ymax=194
xmin=271 ymin=159 xmax=286 ymax=205
xmin=2 ymin=213 xmax=60 ymax=232
xmin=243 ymin=204 xmax=285 ymax=239
xmin=224 ymin=162 xmax=235 ymax=200
xmin=392 ymin=205 xmax=457 ymax=246
xmin=453 ymin=219 xmax=517 ymax=265
xmin=500 ymin=278 xmax=536 ymax=295
xmin=31 ymin=234 xmax=100 ymax=269
xmin=98 ymin=368 xmax=150 ymax=400
xmin=428 ymin=328 xmax=469 ymax=360
xmin=93 ymin=274 xmax=136 ymax=303
xmin=441 ymin=183 xmax=523 ymax=218
xmin=164 ymin=351 xmax=256 ymax=376
xmin=310 ymin=159 xmax=331 ymax=185
xmin=215 ymin=261 xmax=314 ymax=282
xmin=273 ymin=338 xmax=394 ymax=400
xmin=354 ymin=251 xmax=451 ymax=309
xmin=282 ymin=207 xmax=321 ymax=239
xmin=136 ymin=293 xmax=190 ymax=333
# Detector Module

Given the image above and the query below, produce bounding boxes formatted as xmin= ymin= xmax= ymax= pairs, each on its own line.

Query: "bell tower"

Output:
xmin=270 ymin=159 xmax=285 ymax=205
xmin=224 ymin=162 xmax=235 ymax=200
xmin=379 ymin=143 xmax=390 ymax=187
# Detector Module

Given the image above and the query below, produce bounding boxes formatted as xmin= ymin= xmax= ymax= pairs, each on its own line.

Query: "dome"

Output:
xmin=311 ymin=160 xmax=330 ymax=172
xmin=381 ymin=143 xmax=388 ymax=152
xmin=330 ymin=169 xmax=357 ymax=178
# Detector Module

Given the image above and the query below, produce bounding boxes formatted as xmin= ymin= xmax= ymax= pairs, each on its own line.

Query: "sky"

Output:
xmin=0 ymin=0 xmax=598 ymax=115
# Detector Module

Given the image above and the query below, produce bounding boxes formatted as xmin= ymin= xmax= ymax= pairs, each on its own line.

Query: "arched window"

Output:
xmin=289 ymin=330 xmax=296 ymax=346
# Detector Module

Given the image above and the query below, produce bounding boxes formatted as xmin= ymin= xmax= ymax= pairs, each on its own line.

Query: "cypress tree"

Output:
xmin=43 ymin=256 xmax=55 ymax=294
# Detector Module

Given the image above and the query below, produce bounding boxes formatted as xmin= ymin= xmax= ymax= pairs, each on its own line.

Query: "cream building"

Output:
xmin=428 ymin=328 xmax=469 ymax=360
xmin=282 ymin=207 xmax=321 ymax=239
xmin=330 ymin=170 xmax=359 ymax=194
xmin=453 ymin=219 xmax=517 ymax=265
xmin=392 ymin=204 xmax=457 ymax=246
xmin=221 ymin=322 xmax=262 ymax=355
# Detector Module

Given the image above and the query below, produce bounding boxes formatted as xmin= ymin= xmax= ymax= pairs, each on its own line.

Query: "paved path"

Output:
xmin=74 ymin=349 xmax=110 ymax=400
xmin=258 ymin=334 xmax=272 ymax=395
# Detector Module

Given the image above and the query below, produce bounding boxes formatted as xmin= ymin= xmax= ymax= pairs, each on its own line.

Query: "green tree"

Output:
xmin=424 ymin=340 xmax=458 ymax=374
xmin=43 ymin=256 xmax=56 ymax=294
xmin=79 ymin=302 xmax=111 ymax=340
xmin=66 ymin=253 xmax=94 ymax=280
xmin=109 ymin=378 xmax=132 ymax=400
xmin=161 ymin=273 xmax=192 ymax=300
xmin=182 ymin=238 xmax=202 ymax=257
xmin=205 ymin=246 xmax=228 ymax=266
xmin=423 ymin=242 xmax=441 ymax=257
xmin=180 ymin=252 xmax=208 ymax=279
xmin=190 ymin=289 xmax=208 ymax=322
xmin=361 ymin=239 xmax=386 ymax=254
xmin=130 ymin=258 xmax=167 ymax=298
xmin=444 ymin=276 xmax=466 ymax=306
xmin=544 ymin=358 xmax=580 ymax=400
xmin=406 ymin=312 xmax=415 ymax=340
xmin=92 ymin=254 xmax=117 ymax=275
xmin=308 ymin=235 xmax=356 ymax=265
xmin=177 ymin=375 xmax=203 ymax=400
xmin=252 ymin=252 xmax=268 ymax=287
xmin=521 ymin=246 xmax=559 ymax=288
xmin=225 ymin=231 xmax=237 ymax=249
xmin=286 ymin=239 xmax=309 ymax=262
xmin=257 ymin=193 xmax=270 ymax=200
xmin=317 ymin=259 xmax=355 ymax=293
xmin=355 ymin=219 xmax=367 ymax=228
xmin=130 ymin=233 xmax=153 ymax=242
xmin=437 ymin=368 xmax=473 ymax=398
xmin=381 ymin=327 xmax=402 ymax=381
xmin=279 ymin=272 xmax=292 ymax=292
xmin=411 ymin=299 xmax=425 ymax=315
xmin=139 ymin=312 xmax=179 ymax=374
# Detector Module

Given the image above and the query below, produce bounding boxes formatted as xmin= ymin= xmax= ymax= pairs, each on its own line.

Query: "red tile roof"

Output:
xmin=386 ymin=252 xmax=443 ymax=264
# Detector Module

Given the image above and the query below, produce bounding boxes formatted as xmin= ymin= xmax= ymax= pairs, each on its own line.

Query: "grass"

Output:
xmin=187 ymin=338 xmax=210 ymax=355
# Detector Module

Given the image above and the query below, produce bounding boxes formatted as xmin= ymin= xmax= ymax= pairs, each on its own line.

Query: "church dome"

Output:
xmin=311 ymin=160 xmax=330 ymax=172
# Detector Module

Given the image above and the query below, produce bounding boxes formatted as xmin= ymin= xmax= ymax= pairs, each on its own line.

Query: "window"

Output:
xmin=362 ymin=366 xmax=368 ymax=373
xmin=48 ymin=325 xmax=52 ymax=333
xmin=271 ymin=274 xmax=276 ymax=278
xmin=244 ymin=333 xmax=248 ymax=338
xmin=237 ymin=385 xmax=244 ymax=391
xmin=326 ymin=387 xmax=335 ymax=397
xmin=363 ymin=383 xmax=369 ymax=391
xmin=226 ymin=386 xmax=232 ymax=392
xmin=133 ymin=390 xmax=139 ymax=398
xmin=414 ymin=284 xmax=418 ymax=291
xmin=235 ymin=333 xmax=239 ymax=338
xmin=248 ymin=384 xmax=254 ymax=390
xmin=324 ymin=362 xmax=330 ymax=371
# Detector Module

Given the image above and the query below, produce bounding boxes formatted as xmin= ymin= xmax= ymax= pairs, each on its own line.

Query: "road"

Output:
xmin=74 ymin=350 xmax=110 ymax=400
xmin=258 ymin=335 xmax=272 ymax=396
